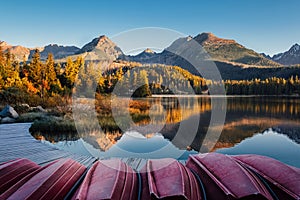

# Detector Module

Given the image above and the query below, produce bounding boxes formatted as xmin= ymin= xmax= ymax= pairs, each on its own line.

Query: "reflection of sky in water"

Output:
xmin=217 ymin=129 xmax=300 ymax=168
xmin=42 ymin=139 xmax=92 ymax=157
xmin=42 ymin=129 xmax=300 ymax=167
xmin=42 ymin=131 xmax=198 ymax=160
xmin=114 ymin=132 xmax=169 ymax=153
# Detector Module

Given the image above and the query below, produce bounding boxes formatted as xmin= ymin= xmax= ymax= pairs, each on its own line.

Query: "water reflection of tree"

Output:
xmin=149 ymin=97 xmax=300 ymax=152
xmin=32 ymin=132 xmax=79 ymax=143
xmin=32 ymin=130 xmax=122 ymax=151
xmin=33 ymin=97 xmax=300 ymax=152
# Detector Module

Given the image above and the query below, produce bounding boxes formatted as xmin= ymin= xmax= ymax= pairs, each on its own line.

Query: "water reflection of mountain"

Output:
xmin=159 ymin=115 xmax=300 ymax=152
xmin=33 ymin=131 xmax=121 ymax=152
xmin=272 ymin=125 xmax=300 ymax=144
xmin=152 ymin=97 xmax=299 ymax=152
xmin=216 ymin=130 xmax=300 ymax=168
xmin=33 ymin=97 xmax=300 ymax=154
xmin=213 ymin=118 xmax=300 ymax=151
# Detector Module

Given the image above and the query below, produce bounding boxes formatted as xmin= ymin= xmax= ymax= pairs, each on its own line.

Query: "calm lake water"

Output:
xmin=33 ymin=96 xmax=300 ymax=167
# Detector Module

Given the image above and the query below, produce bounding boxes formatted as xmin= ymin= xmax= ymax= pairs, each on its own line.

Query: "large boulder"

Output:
xmin=0 ymin=105 xmax=19 ymax=119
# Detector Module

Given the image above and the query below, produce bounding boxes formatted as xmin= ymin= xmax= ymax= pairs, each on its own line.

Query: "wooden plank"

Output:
xmin=0 ymin=123 xmax=147 ymax=170
xmin=0 ymin=123 xmax=96 ymax=167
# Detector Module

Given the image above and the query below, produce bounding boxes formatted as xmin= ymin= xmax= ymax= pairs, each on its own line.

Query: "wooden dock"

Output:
xmin=0 ymin=123 xmax=96 ymax=167
xmin=0 ymin=123 xmax=149 ymax=170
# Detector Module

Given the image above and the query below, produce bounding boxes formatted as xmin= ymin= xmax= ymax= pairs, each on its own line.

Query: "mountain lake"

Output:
xmin=32 ymin=96 xmax=300 ymax=168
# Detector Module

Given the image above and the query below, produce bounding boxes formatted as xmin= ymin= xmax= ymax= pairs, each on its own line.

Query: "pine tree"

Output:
xmin=0 ymin=46 xmax=5 ymax=66
xmin=97 ymin=71 xmax=105 ymax=93
xmin=64 ymin=57 xmax=77 ymax=88
xmin=5 ymin=51 xmax=12 ymax=68
xmin=46 ymin=53 xmax=61 ymax=94
xmin=0 ymin=73 xmax=3 ymax=90
xmin=29 ymin=49 xmax=42 ymax=90
xmin=132 ymin=70 xmax=151 ymax=97
xmin=45 ymin=53 xmax=56 ymax=83
xmin=132 ymin=71 xmax=138 ymax=90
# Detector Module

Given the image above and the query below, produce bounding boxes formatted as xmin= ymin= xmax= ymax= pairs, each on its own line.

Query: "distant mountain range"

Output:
xmin=0 ymin=41 xmax=80 ymax=61
xmin=262 ymin=43 xmax=300 ymax=65
xmin=1 ymin=33 xmax=300 ymax=80
xmin=0 ymin=41 xmax=31 ymax=61
xmin=1 ymin=33 xmax=299 ymax=65
xmin=127 ymin=33 xmax=300 ymax=79
xmin=127 ymin=33 xmax=283 ymax=77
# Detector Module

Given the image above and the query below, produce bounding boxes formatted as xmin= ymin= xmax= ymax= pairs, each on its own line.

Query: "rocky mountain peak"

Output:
xmin=194 ymin=32 xmax=236 ymax=46
xmin=94 ymin=35 xmax=112 ymax=46
xmin=143 ymin=48 xmax=155 ymax=54
xmin=76 ymin=35 xmax=124 ymax=60
xmin=80 ymin=35 xmax=110 ymax=52
xmin=32 ymin=44 xmax=80 ymax=60
xmin=271 ymin=43 xmax=300 ymax=65
xmin=0 ymin=40 xmax=29 ymax=61
xmin=0 ymin=41 xmax=9 ymax=47
xmin=290 ymin=43 xmax=300 ymax=53
xmin=46 ymin=44 xmax=59 ymax=48
xmin=260 ymin=53 xmax=272 ymax=60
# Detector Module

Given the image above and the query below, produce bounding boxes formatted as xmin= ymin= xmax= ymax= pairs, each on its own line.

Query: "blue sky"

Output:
xmin=1 ymin=0 xmax=299 ymax=55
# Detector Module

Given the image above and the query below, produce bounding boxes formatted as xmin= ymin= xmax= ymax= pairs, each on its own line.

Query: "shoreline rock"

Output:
xmin=0 ymin=105 xmax=19 ymax=119
xmin=29 ymin=106 xmax=47 ymax=113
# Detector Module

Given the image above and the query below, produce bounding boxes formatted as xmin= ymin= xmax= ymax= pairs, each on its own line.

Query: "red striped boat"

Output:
xmin=1 ymin=155 xmax=299 ymax=200
xmin=234 ymin=154 xmax=300 ymax=200
xmin=2 ymin=158 xmax=86 ymax=200
xmin=186 ymin=153 xmax=273 ymax=200
xmin=0 ymin=158 xmax=40 ymax=195
xmin=141 ymin=158 xmax=202 ymax=199
xmin=73 ymin=159 xmax=138 ymax=200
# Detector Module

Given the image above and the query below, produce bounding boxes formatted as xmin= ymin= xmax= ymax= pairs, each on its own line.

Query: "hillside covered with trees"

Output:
xmin=1 ymin=48 xmax=300 ymax=107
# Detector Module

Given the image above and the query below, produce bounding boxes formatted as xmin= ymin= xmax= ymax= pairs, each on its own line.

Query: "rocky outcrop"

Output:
xmin=29 ymin=106 xmax=47 ymax=113
xmin=0 ymin=41 xmax=30 ymax=61
xmin=75 ymin=35 xmax=124 ymax=61
xmin=0 ymin=105 xmax=19 ymax=119
xmin=28 ymin=44 xmax=80 ymax=61
xmin=1 ymin=117 xmax=16 ymax=123
xmin=0 ymin=105 xmax=47 ymax=124
xmin=271 ymin=44 xmax=300 ymax=65
xmin=0 ymin=105 xmax=19 ymax=123
xmin=1 ymin=40 xmax=80 ymax=61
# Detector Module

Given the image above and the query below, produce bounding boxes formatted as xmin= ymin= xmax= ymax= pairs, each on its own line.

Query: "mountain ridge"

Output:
xmin=74 ymin=35 xmax=124 ymax=60
xmin=1 ymin=33 xmax=298 ymax=66
xmin=270 ymin=43 xmax=300 ymax=65
xmin=1 ymin=34 xmax=300 ymax=81
xmin=0 ymin=41 xmax=81 ymax=61
xmin=130 ymin=33 xmax=280 ymax=67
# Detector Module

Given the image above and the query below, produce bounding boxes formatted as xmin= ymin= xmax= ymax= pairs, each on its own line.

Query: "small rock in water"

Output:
xmin=0 ymin=105 xmax=19 ymax=119
xmin=30 ymin=105 xmax=47 ymax=113
xmin=1 ymin=117 xmax=16 ymax=123
xmin=21 ymin=104 xmax=30 ymax=109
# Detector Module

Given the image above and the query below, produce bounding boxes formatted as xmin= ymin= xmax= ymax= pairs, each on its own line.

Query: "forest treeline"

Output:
xmin=0 ymin=48 xmax=300 ymax=106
